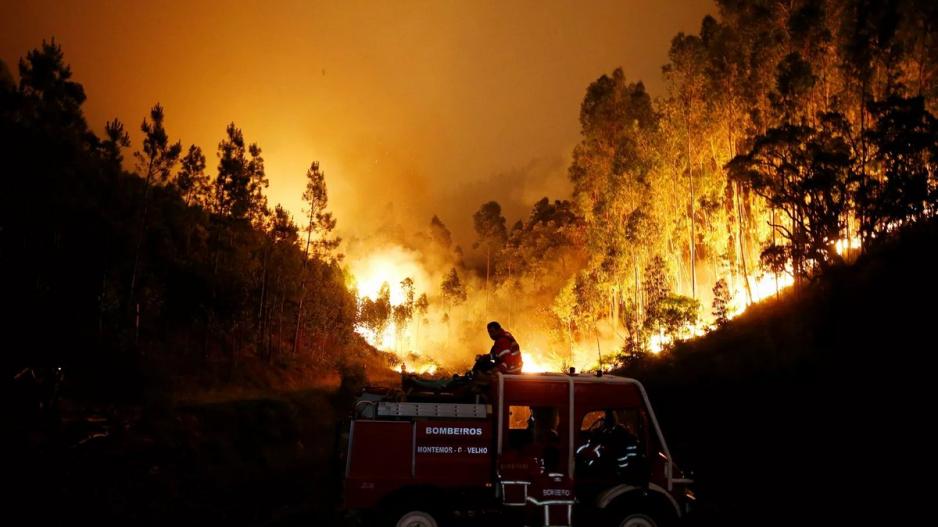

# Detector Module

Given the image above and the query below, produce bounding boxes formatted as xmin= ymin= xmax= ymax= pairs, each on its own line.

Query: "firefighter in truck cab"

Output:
xmin=484 ymin=321 xmax=523 ymax=374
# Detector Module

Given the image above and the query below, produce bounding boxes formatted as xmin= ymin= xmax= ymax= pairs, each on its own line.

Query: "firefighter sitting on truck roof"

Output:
xmin=485 ymin=321 xmax=523 ymax=374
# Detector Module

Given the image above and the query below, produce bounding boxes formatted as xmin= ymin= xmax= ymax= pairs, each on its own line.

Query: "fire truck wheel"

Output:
xmin=606 ymin=492 xmax=677 ymax=527
xmin=392 ymin=509 xmax=439 ymax=527
xmin=616 ymin=513 xmax=659 ymax=527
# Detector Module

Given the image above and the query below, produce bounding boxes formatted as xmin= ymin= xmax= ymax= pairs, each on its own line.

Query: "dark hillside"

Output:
xmin=622 ymin=220 xmax=938 ymax=525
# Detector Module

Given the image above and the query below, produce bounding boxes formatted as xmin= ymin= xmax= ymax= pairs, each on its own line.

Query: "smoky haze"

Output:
xmin=1 ymin=0 xmax=714 ymax=245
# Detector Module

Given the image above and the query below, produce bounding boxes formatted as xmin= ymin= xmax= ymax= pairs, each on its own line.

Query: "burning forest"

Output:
xmin=5 ymin=1 xmax=936 ymax=383
xmin=341 ymin=0 xmax=937 ymax=376
xmin=5 ymin=1 xmax=938 ymax=526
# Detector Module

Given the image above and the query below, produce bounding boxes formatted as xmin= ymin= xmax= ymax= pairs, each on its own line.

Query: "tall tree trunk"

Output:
xmin=257 ymin=243 xmax=270 ymax=349
xmin=128 ymin=161 xmax=155 ymax=344
xmin=278 ymin=292 xmax=286 ymax=360
xmin=844 ymin=210 xmax=851 ymax=262
xmin=859 ymin=77 xmax=870 ymax=247
xmin=686 ymin=122 xmax=696 ymax=299
xmin=735 ymin=182 xmax=754 ymax=304
xmin=485 ymin=247 xmax=490 ymax=315
xmin=791 ymin=204 xmax=799 ymax=284
xmin=293 ymin=209 xmax=316 ymax=357
xmin=292 ymin=292 xmax=305 ymax=358
xmin=264 ymin=292 xmax=273 ymax=364
xmin=633 ymin=257 xmax=641 ymax=323
xmin=772 ymin=207 xmax=779 ymax=299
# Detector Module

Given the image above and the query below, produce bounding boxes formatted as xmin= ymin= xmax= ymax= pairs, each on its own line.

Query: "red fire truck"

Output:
xmin=342 ymin=372 xmax=693 ymax=526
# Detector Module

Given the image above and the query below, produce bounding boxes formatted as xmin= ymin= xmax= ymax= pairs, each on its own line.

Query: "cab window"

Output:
xmin=580 ymin=408 xmax=643 ymax=436
xmin=575 ymin=407 xmax=648 ymax=482
xmin=508 ymin=405 xmax=532 ymax=429
xmin=504 ymin=405 xmax=563 ymax=473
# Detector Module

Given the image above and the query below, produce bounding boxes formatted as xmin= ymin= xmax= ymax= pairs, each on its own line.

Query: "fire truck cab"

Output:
xmin=343 ymin=372 xmax=693 ymax=526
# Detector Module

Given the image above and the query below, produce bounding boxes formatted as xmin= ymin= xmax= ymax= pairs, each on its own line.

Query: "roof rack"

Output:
xmin=376 ymin=401 xmax=490 ymax=419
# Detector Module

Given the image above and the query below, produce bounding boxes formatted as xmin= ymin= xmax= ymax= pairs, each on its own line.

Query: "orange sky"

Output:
xmin=1 ymin=0 xmax=714 ymax=244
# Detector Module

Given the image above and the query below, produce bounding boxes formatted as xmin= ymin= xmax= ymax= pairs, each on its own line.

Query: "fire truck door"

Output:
xmin=498 ymin=377 xmax=572 ymax=476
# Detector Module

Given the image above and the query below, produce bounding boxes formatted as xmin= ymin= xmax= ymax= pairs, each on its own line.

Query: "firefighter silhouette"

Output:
xmin=576 ymin=409 xmax=646 ymax=484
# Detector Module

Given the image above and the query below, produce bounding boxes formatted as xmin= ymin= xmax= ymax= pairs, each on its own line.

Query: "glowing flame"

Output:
xmin=521 ymin=346 xmax=604 ymax=374
xmin=836 ymin=236 xmax=861 ymax=256
xmin=648 ymin=333 xmax=668 ymax=355
xmin=729 ymin=271 xmax=795 ymax=319
xmin=348 ymin=246 xmax=428 ymax=305
xmin=521 ymin=353 xmax=557 ymax=373
xmin=400 ymin=360 xmax=438 ymax=376
xmin=727 ymin=235 xmax=858 ymax=320
xmin=347 ymin=234 xmax=861 ymax=377
xmin=347 ymin=245 xmax=439 ymax=374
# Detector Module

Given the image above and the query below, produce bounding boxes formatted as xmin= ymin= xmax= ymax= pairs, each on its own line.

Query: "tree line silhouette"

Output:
xmin=1 ymin=40 xmax=355 ymax=392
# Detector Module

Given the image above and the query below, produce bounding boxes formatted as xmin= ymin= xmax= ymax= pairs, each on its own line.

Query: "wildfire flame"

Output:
xmin=349 ymin=246 xmax=429 ymax=306
xmin=729 ymin=271 xmax=795 ymax=319
xmin=348 ymin=246 xmax=437 ymax=372
xmin=521 ymin=350 xmax=568 ymax=373
xmin=348 ymin=237 xmax=859 ymax=378
xmin=400 ymin=360 xmax=438 ymax=376
xmin=521 ymin=355 xmax=554 ymax=373
xmin=521 ymin=346 xmax=607 ymax=374
xmin=836 ymin=236 xmax=861 ymax=257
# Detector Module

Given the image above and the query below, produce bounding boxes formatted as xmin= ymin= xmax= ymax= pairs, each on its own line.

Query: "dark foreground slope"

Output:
xmin=624 ymin=220 xmax=938 ymax=525
xmin=10 ymin=387 xmax=354 ymax=527
xmin=9 ymin=349 xmax=401 ymax=527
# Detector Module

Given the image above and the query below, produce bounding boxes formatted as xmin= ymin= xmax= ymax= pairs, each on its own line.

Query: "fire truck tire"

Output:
xmin=615 ymin=513 xmax=659 ymax=527
xmin=391 ymin=509 xmax=439 ymax=527
xmin=606 ymin=496 xmax=677 ymax=527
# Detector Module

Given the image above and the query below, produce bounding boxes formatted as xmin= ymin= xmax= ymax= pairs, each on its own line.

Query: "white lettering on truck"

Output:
xmin=416 ymin=446 xmax=455 ymax=454
xmin=425 ymin=426 xmax=483 ymax=436
xmin=416 ymin=445 xmax=488 ymax=455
